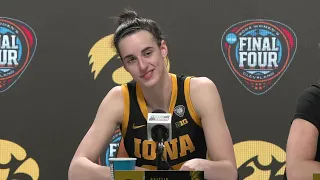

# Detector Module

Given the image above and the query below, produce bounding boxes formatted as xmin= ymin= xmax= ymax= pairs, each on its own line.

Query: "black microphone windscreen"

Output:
xmin=152 ymin=109 xmax=166 ymax=113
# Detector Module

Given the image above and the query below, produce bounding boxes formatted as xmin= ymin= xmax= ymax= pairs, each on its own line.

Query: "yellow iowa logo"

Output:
xmin=0 ymin=139 xmax=39 ymax=180
xmin=234 ymin=140 xmax=286 ymax=180
xmin=88 ymin=34 xmax=170 ymax=84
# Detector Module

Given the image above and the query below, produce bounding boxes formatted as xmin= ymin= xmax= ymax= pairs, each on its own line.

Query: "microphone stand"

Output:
xmin=152 ymin=124 xmax=172 ymax=170
xmin=156 ymin=140 xmax=165 ymax=170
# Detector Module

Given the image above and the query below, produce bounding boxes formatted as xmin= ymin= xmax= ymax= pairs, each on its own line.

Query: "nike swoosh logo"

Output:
xmin=133 ymin=124 xmax=146 ymax=129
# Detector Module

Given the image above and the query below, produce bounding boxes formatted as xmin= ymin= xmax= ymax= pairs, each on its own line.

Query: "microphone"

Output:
xmin=147 ymin=109 xmax=172 ymax=142
xmin=147 ymin=109 xmax=173 ymax=170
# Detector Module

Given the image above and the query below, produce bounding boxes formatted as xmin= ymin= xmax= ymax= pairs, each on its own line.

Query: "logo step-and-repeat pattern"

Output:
xmin=4 ymin=1 xmax=319 ymax=179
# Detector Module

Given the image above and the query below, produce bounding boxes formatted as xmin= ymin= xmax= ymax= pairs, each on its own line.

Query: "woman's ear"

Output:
xmin=160 ymin=40 xmax=168 ymax=58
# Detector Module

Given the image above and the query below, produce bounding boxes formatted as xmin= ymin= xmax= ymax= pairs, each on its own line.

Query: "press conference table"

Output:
xmin=113 ymin=170 xmax=204 ymax=180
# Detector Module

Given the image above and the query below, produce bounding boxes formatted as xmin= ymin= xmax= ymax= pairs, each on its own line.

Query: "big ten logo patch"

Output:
xmin=0 ymin=139 xmax=39 ymax=180
xmin=88 ymin=34 xmax=170 ymax=84
xmin=234 ymin=140 xmax=286 ymax=180
xmin=221 ymin=20 xmax=297 ymax=95
xmin=0 ymin=17 xmax=37 ymax=93
xmin=175 ymin=119 xmax=188 ymax=128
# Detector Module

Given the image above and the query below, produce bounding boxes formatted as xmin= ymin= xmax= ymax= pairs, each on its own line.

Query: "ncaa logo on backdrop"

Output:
xmin=221 ymin=20 xmax=297 ymax=95
xmin=0 ymin=17 xmax=37 ymax=93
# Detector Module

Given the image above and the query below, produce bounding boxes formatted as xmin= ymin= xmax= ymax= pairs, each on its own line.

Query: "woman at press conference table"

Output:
xmin=68 ymin=8 xmax=237 ymax=180
xmin=285 ymin=83 xmax=320 ymax=180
